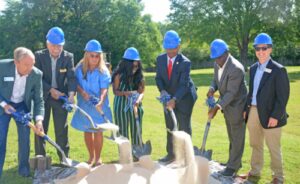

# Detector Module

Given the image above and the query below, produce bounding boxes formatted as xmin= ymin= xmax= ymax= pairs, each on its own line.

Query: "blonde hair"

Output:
xmin=77 ymin=52 xmax=107 ymax=78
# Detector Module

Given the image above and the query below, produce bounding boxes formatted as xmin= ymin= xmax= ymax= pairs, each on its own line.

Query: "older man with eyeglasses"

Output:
xmin=242 ymin=33 xmax=290 ymax=184
xmin=34 ymin=27 xmax=76 ymax=163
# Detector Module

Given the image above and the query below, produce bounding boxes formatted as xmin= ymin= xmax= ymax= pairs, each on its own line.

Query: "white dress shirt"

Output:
xmin=11 ymin=68 xmax=28 ymax=103
xmin=167 ymin=55 xmax=177 ymax=66
xmin=217 ymin=55 xmax=230 ymax=81
xmin=0 ymin=68 xmax=43 ymax=121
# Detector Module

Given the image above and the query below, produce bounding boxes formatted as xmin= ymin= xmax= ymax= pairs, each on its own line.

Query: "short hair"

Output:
xmin=14 ymin=47 xmax=35 ymax=62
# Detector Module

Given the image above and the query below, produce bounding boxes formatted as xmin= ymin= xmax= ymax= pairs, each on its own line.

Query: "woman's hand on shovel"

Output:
xmin=96 ymin=100 xmax=103 ymax=113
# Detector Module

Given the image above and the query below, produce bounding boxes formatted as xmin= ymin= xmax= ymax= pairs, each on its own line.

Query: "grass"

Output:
xmin=1 ymin=66 xmax=300 ymax=184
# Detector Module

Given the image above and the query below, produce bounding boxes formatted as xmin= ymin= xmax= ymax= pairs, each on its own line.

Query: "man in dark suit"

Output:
xmin=155 ymin=30 xmax=197 ymax=163
xmin=242 ymin=33 xmax=289 ymax=184
xmin=34 ymin=27 xmax=76 ymax=161
xmin=0 ymin=47 xmax=44 ymax=177
xmin=207 ymin=39 xmax=247 ymax=176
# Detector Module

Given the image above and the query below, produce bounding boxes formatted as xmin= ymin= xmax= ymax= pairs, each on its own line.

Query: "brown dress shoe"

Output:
xmin=238 ymin=172 xmax=260 ymax=179
xmin=270 ymin=178 xmax=283 ymax=184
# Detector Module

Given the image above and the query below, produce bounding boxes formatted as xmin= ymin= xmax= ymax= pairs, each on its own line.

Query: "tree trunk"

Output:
xmin=240 ymin=38 xmax=249 ymax=71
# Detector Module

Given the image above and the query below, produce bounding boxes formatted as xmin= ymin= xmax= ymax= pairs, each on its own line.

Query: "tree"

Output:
xmin=0 ymin=0 xmax=162 ymax=68
xmin=168 ymin=0 xmax=295 ymax=68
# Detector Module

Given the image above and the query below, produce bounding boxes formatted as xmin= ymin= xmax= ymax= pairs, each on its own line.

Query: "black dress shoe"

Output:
xmin=220 ymin=162 xmax=227 ymax=166
xmin=219 ymin=167 xmax=236 ymax=177
xmin=158 ymin=155 xmax=175 ymax=164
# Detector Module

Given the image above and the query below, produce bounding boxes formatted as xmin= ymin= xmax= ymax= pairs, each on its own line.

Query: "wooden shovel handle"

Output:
xmin=27 ymin=122 xmax=46 ymax=137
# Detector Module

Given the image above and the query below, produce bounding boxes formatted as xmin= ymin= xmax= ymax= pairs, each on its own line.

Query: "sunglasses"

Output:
xmin=254 ymin=46 xmax=270 ymax=51
xmin=89 ymin=54 xmax=100 ymax=58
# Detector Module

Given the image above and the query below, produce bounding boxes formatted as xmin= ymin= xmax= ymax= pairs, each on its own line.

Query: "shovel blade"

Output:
xmin=96 ymin=123 xmax=119 ymax=131
xmin=194 ymin=146 xmax=213 ymax=161
xmin=132 ymin=140 xmax=152 ymax=159
xmin=61 ymin=158 xmax=80 ymax=167
xmin=104 ymin=134 xmax=128 ymax=144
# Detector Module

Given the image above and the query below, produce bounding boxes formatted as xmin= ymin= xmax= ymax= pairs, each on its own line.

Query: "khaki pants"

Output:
xmin=247 ymin=106 xmax=284 ymax=181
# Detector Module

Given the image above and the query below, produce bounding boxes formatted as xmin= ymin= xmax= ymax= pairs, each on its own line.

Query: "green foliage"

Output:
xmin=0 ymin=0 xmax=162 ymax=68
xmin=168 ymin=0 xmax=299 ymax=67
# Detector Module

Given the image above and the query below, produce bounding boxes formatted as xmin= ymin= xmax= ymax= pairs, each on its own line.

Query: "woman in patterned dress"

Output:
xmin=112 ymin=47 xmax=145 ymax=146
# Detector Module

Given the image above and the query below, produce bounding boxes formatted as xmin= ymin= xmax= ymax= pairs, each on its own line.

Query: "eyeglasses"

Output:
xmin=89 ymin=54 xmax=100 ymax=58
xmin=254 ymin=46 xmax=269 ymax=52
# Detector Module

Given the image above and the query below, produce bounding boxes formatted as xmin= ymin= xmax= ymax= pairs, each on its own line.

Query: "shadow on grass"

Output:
xmin=0 ymin=166 xmax=33 ymax=184
xmin=288 ymin=71 xmax=300 ymax=83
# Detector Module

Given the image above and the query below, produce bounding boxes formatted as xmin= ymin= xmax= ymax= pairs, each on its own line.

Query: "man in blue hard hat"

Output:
xmin=155 ymin=30 xmax=197 ymax=164
xmin=207 ymin=39 xmax=247 ymax=176
xmin=34 ymin=27 xmax=76 ymax=162
xmin=241 ymin=33 xmax=289 ymax=184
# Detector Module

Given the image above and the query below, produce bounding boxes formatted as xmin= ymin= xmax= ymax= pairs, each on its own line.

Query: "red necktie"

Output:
xmin=168 ymin=59 xmax=173 ymax=80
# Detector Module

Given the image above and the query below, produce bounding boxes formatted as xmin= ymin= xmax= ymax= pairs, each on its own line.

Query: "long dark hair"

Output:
xmin=112 ymin=59 xmax=144 ymax=89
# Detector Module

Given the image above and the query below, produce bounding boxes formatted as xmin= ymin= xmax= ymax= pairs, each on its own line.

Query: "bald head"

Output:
xmin=14 ymin=47 xmax=35 ymax=76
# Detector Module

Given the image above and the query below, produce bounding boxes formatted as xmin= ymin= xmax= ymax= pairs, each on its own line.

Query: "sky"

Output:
xmin=141 ymin=0 xmax=171 ymax=22
xmin=0 ymin=0 xmax=171 ymax=22
xmin=0 ymin=0 xmax=6 ymax=11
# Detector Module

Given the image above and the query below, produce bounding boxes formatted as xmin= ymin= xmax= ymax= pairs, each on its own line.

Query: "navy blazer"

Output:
xmin=245 ymin=59 xmax=289 ymax=128
xmin=34 ymin=49 xmax=76 ymax=100
xmin=155 ymin=53 xmax=197 ymax=110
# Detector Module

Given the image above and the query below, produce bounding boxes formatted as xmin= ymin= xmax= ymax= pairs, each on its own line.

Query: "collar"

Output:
xmin=217 ymin=54 xmax=230 ymax=69
xmin=50 ymin=52 xmax=62 ymax=61
xmin=257 ymin=58 xmax=270 ymax=70
xmin=15 ymin=68 xmax=28 ymax=78
xmin=168 ymin=55 xmax=177 ymax=63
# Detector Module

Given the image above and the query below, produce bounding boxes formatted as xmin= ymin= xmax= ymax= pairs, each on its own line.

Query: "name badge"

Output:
xmin=4 ymin=77 xmax=14 ymax=82
xmin=264 ymin=68 xmax=272 ymax=73
xmin=60 ymin=68 xmax=67 ymax=73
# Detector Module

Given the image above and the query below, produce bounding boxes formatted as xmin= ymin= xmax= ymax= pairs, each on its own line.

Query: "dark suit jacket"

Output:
xmin=34 ymin=49 xmax=76 ymax=100
xmin=155 ymin=53 xmax=197 ymax=113
xmin=0 ymin=60 xmax=44 ymax=118
xmin=211 ymin=55 xmax=247 ymax=116
xmin=245 ymin=59 xmax=290 ymax=129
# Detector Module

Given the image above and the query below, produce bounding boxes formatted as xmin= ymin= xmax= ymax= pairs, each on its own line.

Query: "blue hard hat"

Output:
xmin=46 ymin=27 xmax=65 ymax=45
xmin=163 ymin=30 xmax=181 ymax=49
xmin=210 ymin=39 xmax=229 ymax=59
xmin=123 ymin=47 xmax=140 ymax=61
xmin=253 ymin=33 xmax=272 ymax=46
xmin=84 ymin=39 xmax=102 ymax=53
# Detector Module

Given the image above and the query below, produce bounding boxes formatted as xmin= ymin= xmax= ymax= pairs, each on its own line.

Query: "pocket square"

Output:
xmin=59 ymin=68 xmax=67 ymax=73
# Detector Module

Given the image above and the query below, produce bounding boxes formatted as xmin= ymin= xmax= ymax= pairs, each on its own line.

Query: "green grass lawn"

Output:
xmin=1 ymin=66 xmax=300 ymax=184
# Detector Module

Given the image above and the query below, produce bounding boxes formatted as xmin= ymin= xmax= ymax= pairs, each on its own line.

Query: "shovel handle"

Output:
xmin=168 ymin=108 xmax=178 ymax=131
xmin=27 ymin=122 xmax=46 ymax=137
xmin=27 ymin=120 xmax=69 ymax=164
xmin=200 ymin=121 xmax=211 ymax=150
xmin=97 ymin=109 xmax=112 ymax=124
xmin=133 ymin=106 xmax=143 ymax=147
xmin=74 ymin=104 xmax=98 ymax=130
